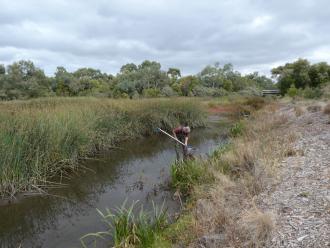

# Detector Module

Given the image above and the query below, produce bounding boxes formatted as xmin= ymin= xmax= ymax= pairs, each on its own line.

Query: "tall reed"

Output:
xmin=0 ymin=97 xmax=206 ymax=197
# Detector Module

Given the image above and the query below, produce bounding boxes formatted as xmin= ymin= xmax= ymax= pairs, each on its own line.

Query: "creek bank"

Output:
xmin=157 ymin=100 xmax=330 ymax=248
xmin=154 ymin=100 xmax=291 ymax=247
xmin=0 ymin=113 xmax=230 ymax=248
xmin=0 ymin=98 xmax=205 ymax=199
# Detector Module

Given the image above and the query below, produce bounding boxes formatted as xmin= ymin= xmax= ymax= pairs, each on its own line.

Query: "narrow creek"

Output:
xmin=0 ymin=115 xmax=230 ymax=248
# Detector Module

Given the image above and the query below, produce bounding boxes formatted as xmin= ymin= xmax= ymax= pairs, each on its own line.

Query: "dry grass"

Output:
xmin=324 ymin=103 xmax=330 ymax=115
xmin=239 ymin=208 xmax=274 ymax=248
xmin=307 ymin=105 xmax=321 ymax=112
xmin=175 ymin=101 xmax=295 ymax=247
xmin=294 ymin=106 xmax=304 ymax=116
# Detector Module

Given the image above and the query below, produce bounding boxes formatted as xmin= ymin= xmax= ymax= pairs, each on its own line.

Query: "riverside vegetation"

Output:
xmin=82 ymin=97 xmax=293 ymax=247
xmin=0 ymin=97 xmax=206 ymax=198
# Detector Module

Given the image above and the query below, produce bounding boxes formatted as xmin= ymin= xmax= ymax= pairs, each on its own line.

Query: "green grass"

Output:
xmin=229 ymin=121 xmax=245 ymax=137
xmin=0 ymin=97 xmax=206 ymax=197
xmin=80 ymin=201 xmax=168 ymax=248
xmin=170 ymin=159 xmax=214 ymax=196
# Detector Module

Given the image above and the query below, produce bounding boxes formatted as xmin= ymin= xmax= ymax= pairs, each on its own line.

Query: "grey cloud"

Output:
xmin=0 ymin=0 xmax=329 ymax=76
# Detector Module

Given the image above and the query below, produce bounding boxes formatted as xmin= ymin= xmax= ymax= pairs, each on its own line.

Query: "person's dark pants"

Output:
xmin=175 ymin=137 xmax=187 ymax=161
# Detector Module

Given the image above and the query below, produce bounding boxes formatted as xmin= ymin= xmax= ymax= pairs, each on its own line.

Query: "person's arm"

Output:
xmin=184 ymin=135 xmax=189 ymax=146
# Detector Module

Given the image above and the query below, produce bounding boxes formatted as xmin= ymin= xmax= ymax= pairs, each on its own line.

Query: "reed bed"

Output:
xmin=0 ymin=97 xmax=206 ymax=198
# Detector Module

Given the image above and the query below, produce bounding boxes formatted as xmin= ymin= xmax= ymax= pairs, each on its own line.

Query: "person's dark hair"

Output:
xmin=183 ymin=122 xmax=189 ymax=127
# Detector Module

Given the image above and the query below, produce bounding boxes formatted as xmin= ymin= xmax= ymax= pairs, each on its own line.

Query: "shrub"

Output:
xmin=161 ymin=86 xmax=177 ymax=97
xmin=243 ymin=97 xmax=266 ymax=110
xmin=143 ymin=88 xmax=161 ymax=98
xmin=192 ymin=86 xmax=214 ymax=97
xmin=238 ymin=86 xmax=262 ymax=96
xmin=287 ymin=84 xmax=298 ymax=98
xmin=302 ymin=87 xmax=322 ymax=99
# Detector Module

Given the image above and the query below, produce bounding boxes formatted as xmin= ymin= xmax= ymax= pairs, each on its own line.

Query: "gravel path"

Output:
xmin=258 ymin=104 xmax=330 ymax=247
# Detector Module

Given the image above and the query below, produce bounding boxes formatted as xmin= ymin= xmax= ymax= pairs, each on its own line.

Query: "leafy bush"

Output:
xmin=238 ymin=86 xmax=262 ymax=96
xmin=287 ymin=84 xmax=298 ymax=97
xmin=143 ymin=88 xmax=161 ymax=97
xmin=301 ymin=87 xmax=322 ymax=99
xmin=161 ymin=86 xmax=177 ymax=97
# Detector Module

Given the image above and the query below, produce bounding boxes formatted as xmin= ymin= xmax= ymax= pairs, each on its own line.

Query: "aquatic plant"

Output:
xmin=80 ymin=201 xmax=167 ymax=248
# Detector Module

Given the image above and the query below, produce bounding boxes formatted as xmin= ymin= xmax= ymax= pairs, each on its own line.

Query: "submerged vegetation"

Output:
xmin=0 ymin=97 xmax=205 ymax=198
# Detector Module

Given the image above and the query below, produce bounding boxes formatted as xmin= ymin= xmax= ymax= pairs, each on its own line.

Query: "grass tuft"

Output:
xmin=170 ymin=160 xmax=214 ymax=196
xmin=81 ymin=201 xmax=167 ymax=248
xmin=239 ymin=208 xmax=274 ymax=247
xmin=324 ymin=103 xmax=330 ymax=115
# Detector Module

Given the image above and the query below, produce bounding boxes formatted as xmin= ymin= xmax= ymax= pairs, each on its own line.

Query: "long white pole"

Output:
xmin=158 ymin=128 xmax=187 ymax=146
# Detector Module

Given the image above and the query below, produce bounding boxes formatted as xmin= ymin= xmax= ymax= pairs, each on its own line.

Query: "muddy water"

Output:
xmin=0 ymin=116 xmax=230 ymax=248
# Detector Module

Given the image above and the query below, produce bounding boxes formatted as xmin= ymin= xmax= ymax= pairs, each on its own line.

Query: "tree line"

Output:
xmin=0 ymin=58 xmax=329 ymax=100
xmin=272 ymin=58 xmax=330 ymax=96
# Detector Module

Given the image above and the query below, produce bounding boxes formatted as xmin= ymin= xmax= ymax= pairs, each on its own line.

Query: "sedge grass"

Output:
xmin=0 ymin=97 xmax=206 ymax=198
xmin=80 ymin=201 xmax=167 ymax=248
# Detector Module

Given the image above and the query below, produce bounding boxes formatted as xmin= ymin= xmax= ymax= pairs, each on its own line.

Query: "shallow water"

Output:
xmin=0 ymin=116 xmax=230 ymax=248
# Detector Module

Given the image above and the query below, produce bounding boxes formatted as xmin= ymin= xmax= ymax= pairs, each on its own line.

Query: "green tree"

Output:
xmin=0 ymin=64 xmax=5 ymax=75
xmin=120 ymin=63 xmax=138 ymax=73
xmin=5 ymin=60 xmax=50 ymax=99
xmin=167 ymin=68 xmax=181 ymax=80
xmin=270 ymin=59 xmax=329 ymax=94
xmin=179 ymin=76 xmax=199 ymax=96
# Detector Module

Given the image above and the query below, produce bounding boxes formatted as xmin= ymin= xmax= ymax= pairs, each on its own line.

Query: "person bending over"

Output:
xmin=172 ymin=122 xmax=190 ymax=160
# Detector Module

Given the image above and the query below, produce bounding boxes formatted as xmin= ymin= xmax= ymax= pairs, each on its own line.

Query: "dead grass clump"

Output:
xmin=219 ymin=142 xmax=257 ymax=175
xmin=195 ymin=174 xmax=236 ymax=234
xmin=323 ymin=103 xmax=330 ymax=115
xmin=307 ymin=105 xmax=321 ymax=112
xmin=239 ymin=208 xmax=274 ymax=247
xmin=284 ymin=146 xmax=297 ymax=157
xmin=294 ymin=106 xmax=304 ymax=117
xmin=244 ymin=97 xmax=266 ymax=110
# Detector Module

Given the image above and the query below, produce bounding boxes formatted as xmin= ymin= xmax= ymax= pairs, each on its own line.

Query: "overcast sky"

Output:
xmin=0 ymin=0 xmax=329 ymax=76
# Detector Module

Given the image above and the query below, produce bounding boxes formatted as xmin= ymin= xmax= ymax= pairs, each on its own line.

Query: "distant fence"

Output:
xmin=262 ymin=89 xmax=281 ymax=96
